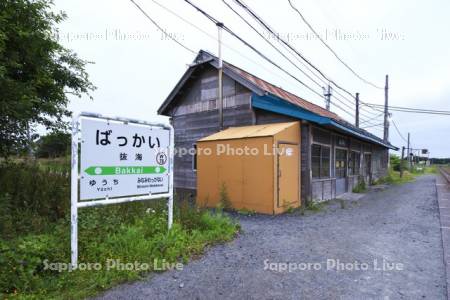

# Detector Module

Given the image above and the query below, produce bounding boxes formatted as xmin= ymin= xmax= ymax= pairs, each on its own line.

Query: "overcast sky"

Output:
xmin=54 ymin=0 xmax=450 ymax=157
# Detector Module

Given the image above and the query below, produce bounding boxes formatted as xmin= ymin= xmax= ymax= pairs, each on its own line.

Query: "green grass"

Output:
xmin=0 ymin=160 xmax=239 ymax=299
xmin=305 ymin=201 xmax=326 ymax=212
xmin=373 ymin=165 xmax=437 ymax=186
xmin=352 ymin=179 xmax=367 ymax=193
xmin=1 ymin=201 xmax=239 ymax=299
xmin=237 ymin=208 xmax=256 ymax=216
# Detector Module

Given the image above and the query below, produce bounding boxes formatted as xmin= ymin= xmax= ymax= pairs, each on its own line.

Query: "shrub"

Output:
xmin=352 ymin=178 xmax=367 ymax=193
xmin=0 ymin=161 xmax=240 ymax=298
xmin=306 ymin=201 xmax=325 ymax=212
xmin=218 ymin=182 xmax=232 ymax=211
xmin=0 ymin=161 xmax=70 ymax=238
xmin=0 ymin=201 xmax=239 ymax=298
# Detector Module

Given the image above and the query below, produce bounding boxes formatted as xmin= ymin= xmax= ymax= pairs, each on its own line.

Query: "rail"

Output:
xmin=439 ymin=166 xmax=450 ymax=184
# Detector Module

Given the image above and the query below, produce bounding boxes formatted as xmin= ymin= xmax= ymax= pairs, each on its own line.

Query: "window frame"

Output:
xmin=334 ymin=147 xmax=348 ymax=179
xmin=348 ymin=150 xmax=361 ymax=176
xmin=311 ymin=143 xmax=331 ymax=179
xmin=192 ymin=144 xmax=197 ymax=171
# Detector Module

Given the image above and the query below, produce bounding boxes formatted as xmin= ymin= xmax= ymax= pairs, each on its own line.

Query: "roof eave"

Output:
xmin=252 ymin=93 xmax=398 ymax=150
xmin=157 ymin=64 xmax=198 ymax=116
xmin=158 ymin=51 xmax=266 ymax=116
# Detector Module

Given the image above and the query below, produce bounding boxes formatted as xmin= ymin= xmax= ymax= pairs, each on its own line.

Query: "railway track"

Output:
xmin=439 ymin=166 xmax=450 ymax=184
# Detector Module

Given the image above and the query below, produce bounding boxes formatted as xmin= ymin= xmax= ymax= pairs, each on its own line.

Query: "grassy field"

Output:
xmin=374 ymin=165 xmax=437 ymax=186
xmin=0 ymin=159 xmax=239 ymax=299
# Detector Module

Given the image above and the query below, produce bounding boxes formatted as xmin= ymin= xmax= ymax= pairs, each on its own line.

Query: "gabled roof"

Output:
xmin=158 ymin=50 xmax=397 ymax=150
xmin=158 ymin=50 xmax=338 ymax=120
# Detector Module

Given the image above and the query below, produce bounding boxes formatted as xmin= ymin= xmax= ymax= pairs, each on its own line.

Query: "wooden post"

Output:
xmin=324 ymin=84 xmax=331 ymax=111
xmin=217 ymin=22 xmax=224 ymax=130
xmin=383 ymin=75 xmax=389 ymax=142
xmin=355 ymin=92 xmax=360 ymax=128
xmin=400 ymin=146 xmax=405 ymax=178
xmin=407 ymin=133 xmax=411 ymax=170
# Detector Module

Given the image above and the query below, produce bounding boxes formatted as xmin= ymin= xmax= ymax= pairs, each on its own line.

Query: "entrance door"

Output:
xmin=364 ymin=153 xmax=372 ymax=184
xmin=335 ymin=148 xmax=347 ymax=196
xmin=277 ymin=143 xmax=299 ymax=208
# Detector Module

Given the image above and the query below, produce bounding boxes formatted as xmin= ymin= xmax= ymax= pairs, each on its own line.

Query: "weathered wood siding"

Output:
xmin=309 ymin=125 xmax=389 ymax=202
xmin=166 ymin=66 xmax=253 ymax=191
xmin=165 ymin=64 xmax=390 ymax=200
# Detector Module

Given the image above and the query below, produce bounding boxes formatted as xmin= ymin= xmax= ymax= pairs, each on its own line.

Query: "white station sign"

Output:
xmin=80 ymin=118 xmax=170 ymax=200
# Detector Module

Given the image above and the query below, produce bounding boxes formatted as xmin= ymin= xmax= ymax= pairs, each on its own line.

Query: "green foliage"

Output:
xmin=430 ymin=158 xmax=450 ymax=165
xmin=306 ymin=201 xmax=325 ymax=212
xmin=35 ymin=131 xmax=71 ymax=158
xmin=352 ymin=178 xmax=367 ymax=193
xmin=373 ymin=168 xmax=415 ymax=185
xmin=390 ymin=154 xmax=408 ymax=172
xmin=218 ymin=182 xmax=232 ymax=211
xmin=0 ymin=161 xmax=70 ymax=238
xmin=237 ymin=208 xmax=256 ymax=216
xmin=0 ymin=161 xmax=239 ymax=298
xmin=0 ymin=0 xmax=95 ymax=158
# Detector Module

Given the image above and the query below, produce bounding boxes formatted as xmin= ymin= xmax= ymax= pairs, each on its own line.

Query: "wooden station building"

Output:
xmin=158 ymin=50 xmax=397 ymax=212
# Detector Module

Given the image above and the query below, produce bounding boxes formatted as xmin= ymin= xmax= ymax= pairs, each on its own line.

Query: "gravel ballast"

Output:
xmin=97 ymin=175 xmax=446 ymax=299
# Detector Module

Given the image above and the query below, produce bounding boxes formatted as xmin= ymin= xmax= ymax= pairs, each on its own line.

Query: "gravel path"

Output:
xmin=97 ymin=175 xmax=446 ymax=299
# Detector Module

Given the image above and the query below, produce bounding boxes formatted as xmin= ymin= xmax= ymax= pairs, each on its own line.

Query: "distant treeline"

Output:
xmin=430 ymin=158 xmax=450 ymax=165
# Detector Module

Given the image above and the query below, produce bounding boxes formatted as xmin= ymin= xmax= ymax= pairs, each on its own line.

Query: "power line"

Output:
xmin=182 ymin=0 xmax=328 ymax=100
xmin=365 ymin=103 xmax=450 ymax=115
xmin=332 ymin=93 xmax=381 ymax=120
xmin=287 ymin=0 xmax=383 ymax=89
xmin=129 ymin=0 xmax=196 ymax=54
xmin=231 ymin=0 xmax=384 ymax=116
xmin=149 ymin=0 xmax=329 ymax=104
xmin=184 ymin=0 xmax=368 ymax=121
xmin=361 ymin=123 xmax=384 ymax=129
xmin=223 ymin=0 xmax=381 ymax=120
xmin=391 ymin=119 xmax=408 ymax=143
xmin=139 ymin=0 xmax=383 ymax=125
xmin=359 ymin=112 xmax=384 ymax=125
xmin=221 ymin=0 xmax=324 ymax=91
xmin=234 ymin=0 xmax=379 ymax=116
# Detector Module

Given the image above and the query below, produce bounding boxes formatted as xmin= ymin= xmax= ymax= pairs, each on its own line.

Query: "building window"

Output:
xmin=312 ymin=144 xmax=330 ymax=179
xmin=192 ymin=144 xmax=197 ymax=171
xmin=348 ymin=151 xmax=361 ymax=176
xmin=335 ymin=149 xmax=347 ymax=178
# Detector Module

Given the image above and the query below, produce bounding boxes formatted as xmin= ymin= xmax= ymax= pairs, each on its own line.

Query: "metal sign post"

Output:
xmin=70 ymin=112 xmax=174 ymax=268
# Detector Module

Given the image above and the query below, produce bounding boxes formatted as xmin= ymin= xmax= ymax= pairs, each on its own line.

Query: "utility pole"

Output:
xmin=323 ymin=84 xmax=331 ymax=111
xmin=383 ymin=74 xmax=389 ymax=143
xmin=217 ymin=22 xmax=224 ymax=130
xmin=400 ymin=146 xmax=405 ymax=178
xmin=355 ymin=92 xmax=360 ymax=127
xmin=407 ymin=132 xmax=411 ymax=170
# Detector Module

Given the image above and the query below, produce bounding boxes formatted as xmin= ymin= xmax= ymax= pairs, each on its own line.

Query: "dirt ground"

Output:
xmin=97 ymin=175 xmax=446 ymax=299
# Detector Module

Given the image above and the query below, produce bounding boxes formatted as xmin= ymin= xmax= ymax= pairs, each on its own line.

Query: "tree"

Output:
xmin=35 ymin=131 xmax=70 ymax=158
xmin=0 ymin=0 xmax=95 ymax=158
xmin=390 ymin=153 xmax=407 ymax=171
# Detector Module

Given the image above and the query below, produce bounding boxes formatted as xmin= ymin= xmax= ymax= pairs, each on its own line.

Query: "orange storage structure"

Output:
xmin=196 ymin=122 xmax=300 ymax=214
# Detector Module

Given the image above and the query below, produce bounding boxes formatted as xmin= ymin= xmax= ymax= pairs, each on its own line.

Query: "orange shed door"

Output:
xmin=277 ymin=143 xmax=300 ymax=208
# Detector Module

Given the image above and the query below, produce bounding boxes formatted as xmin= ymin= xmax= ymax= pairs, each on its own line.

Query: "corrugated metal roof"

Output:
xmin=199 ymin=122 xmax=298 ymax=142
xmin=158 ymin=50 xmax=397 ymax=150
xmin=225 ymin=64 xmax=340 ymax=120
